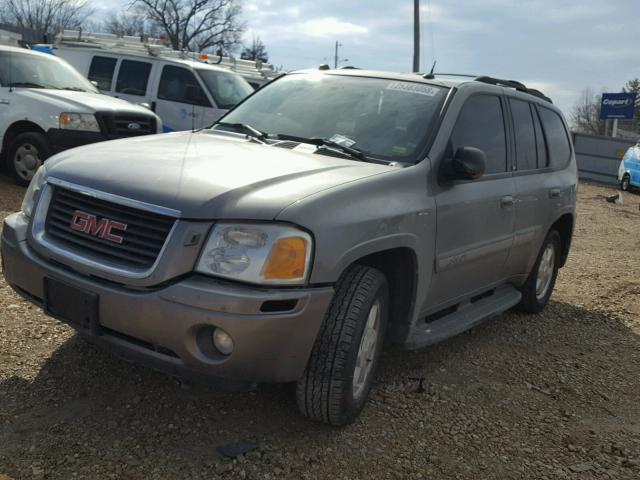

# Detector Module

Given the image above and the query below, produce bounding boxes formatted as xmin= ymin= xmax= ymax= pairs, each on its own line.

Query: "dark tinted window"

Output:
xmin=158 ymin=65 xmax=210 ymax=106
xmin=532 ymin=107 xmax=548 ymax=168
xmin=88 ymin=56 xmax=117 ymax=91
xmin=451 ymin=95 xmax=507 ymax=174
xmin=538 ymin=107 xmax=571 ymax=167
xmin=510 ymin=99 xmax=537 ymax=171
xmin=115 ymin=60 xmax=151 ymax=96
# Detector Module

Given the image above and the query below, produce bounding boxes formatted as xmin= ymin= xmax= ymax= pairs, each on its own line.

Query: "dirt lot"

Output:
xmin=0 ymin=176 xmax=639 ymax=480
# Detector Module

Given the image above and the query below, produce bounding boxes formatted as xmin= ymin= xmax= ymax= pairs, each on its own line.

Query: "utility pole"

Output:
xmin=413 ymin=0 xmax=420 ymax=72
xmin=334 ymin=41 xmax=342 ymax=69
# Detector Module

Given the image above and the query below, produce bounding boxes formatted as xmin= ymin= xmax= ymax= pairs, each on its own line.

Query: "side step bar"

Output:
xmin=403 ymin=285 xmax=522 ymax=350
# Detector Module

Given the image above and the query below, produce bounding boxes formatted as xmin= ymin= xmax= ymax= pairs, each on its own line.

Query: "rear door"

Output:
xmin=510 ymin=100 xmax=574 ymax=275
xmin=154 ymin=64 xmax=210 ymax=132
xmin=426 ymin=93 xmax=516 ymax=309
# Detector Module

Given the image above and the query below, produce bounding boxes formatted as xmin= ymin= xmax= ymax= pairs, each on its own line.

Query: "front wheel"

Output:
xmin=7 ymin=132 xmax=51 ymax=186
xmin=517 ymin=230 xmax=561 ymax=313
xmin=621 ymin=174 xmax=631 ymax=192
xmin=296 ymin=265 xmax=388 ymax=426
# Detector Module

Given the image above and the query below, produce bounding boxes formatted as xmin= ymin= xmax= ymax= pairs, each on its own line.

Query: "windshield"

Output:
xmin=197 ymin=69 xmax=254 ymax=109
xmin=219 ymin=73 xmax=449 ymax=162
xmin=0 ymin=51 xmax=99 ymax=92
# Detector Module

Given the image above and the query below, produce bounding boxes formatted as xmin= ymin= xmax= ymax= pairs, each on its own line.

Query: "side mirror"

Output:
xmin=450 ymin=146 xmax=487 ymax=180
xmin=184 ymin=84 xmax=202 ymax=103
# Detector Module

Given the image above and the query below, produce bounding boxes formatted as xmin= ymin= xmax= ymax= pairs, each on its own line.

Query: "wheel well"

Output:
xmin=354 ymin=247 xmax=417 ymax=342
xmin=1 ymin=121 xmax=46 ymax=155
xmin=550 ymin=214 xmax=573 ymax=268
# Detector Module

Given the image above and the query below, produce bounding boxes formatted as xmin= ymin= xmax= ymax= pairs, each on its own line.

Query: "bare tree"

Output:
xmin=103 ymin=11 xmax=147 ymax=37
xmin=571 ymin=88 xmax=606 ymax=136
xmin=240 ymin=35 xmax=268 ymax=63
xmin=132 ymin=0 xmax=244 ymax=52
xmin=1 ymin=0 xmax=92 ymax=41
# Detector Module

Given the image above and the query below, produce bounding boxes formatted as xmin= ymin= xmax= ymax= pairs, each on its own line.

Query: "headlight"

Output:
xmin=59 ymin=112 xmax=100 ymax=132
xmin=196 ymin=223 xmax=312 ymax=285
xmin=21 ymin=165 xmax=47 ymax=218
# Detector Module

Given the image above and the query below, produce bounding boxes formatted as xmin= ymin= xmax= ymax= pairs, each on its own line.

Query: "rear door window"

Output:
xmin=537 ymin=107 xmax=571 ymax=168
xmin=157 ymin=65 xmax=211 ymax=106
xmin=532 ymin=107 xmax=548 ymax=168
xmin=88 ymin=56 xmax=117 ymax=91
xmin=115 ymin=60 xmax=152 ymax=96
xmin=451 ymin=95 xmax=508 ymax=175
xmin=510 ymin=99 xmax=537 ymax=171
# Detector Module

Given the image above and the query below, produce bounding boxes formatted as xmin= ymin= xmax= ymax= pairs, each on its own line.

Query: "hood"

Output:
xmin=45 ymin=131 xmax=396 ymax=220
xmin=18 ymin=89 xmax=154 ymax=116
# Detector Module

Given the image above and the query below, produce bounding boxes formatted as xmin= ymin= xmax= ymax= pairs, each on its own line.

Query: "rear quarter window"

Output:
xmin=537 ymin=107 xmax=572 ymax=168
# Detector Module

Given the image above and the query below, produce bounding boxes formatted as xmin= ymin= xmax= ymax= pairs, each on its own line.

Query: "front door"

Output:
xmin=155 ymin=65 xmax=210 ymax=132
xmin=426 ymin=94 xmax=515 ymax=310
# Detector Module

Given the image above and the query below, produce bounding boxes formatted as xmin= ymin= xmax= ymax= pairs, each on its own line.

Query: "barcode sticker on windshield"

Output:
xmin=385 ymin=81 xmax=440 ymax=96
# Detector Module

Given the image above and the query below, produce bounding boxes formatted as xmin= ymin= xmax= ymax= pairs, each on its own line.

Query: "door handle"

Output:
xmin=500 ymin=195 xmax=515 ymax=208
xmin=549 ymin=188 xmax=561 ymax=198
xmin=0 ymin=99 xmax=9 ymax=105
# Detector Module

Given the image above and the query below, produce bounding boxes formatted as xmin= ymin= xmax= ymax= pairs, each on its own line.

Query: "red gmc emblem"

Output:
xmin=69 ymin=210 xmax=127 ymax=244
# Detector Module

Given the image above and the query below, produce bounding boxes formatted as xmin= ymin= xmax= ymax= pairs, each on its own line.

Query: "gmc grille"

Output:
xmin=96 ymin=112 xmax=156 ymax=138
xmin=44 ymin=187 xmax=175 ymax=270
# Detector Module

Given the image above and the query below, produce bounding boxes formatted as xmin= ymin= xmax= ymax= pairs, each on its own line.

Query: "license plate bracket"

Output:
xmin=44 ymin=277 xmax=101 ymax=335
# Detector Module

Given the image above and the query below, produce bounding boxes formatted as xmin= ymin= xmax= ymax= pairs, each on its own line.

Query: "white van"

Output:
xmin=0 ymin=46 xmax=162 ymax=185
xmin=53 ymin=36 xmax=255 ymax=132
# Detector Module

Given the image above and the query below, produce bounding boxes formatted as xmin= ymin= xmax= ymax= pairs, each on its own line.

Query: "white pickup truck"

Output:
xmin=0 ymin=45 xmax=162 ymax=185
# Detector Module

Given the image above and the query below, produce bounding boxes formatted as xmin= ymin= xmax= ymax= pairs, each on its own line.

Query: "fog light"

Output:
xmin=213 ymin=328 xmax=234 ymax=355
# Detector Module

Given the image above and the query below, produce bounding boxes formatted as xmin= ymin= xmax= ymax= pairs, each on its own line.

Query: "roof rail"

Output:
xmin=474 ymin=76 xmax=552 ymax=103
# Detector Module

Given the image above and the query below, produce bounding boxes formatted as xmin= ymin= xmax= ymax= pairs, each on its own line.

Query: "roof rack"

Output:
xmin=419 ymin=72 xmax=552 ymax=103
xmin=55 ymin=30 xmax=280 ymax=82
xmin=473 ymin=76 xmax=552 ymax=103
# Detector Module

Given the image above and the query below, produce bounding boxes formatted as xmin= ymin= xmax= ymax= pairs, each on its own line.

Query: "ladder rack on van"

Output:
xmin=55 ymin=30 xmax=279 ymax=82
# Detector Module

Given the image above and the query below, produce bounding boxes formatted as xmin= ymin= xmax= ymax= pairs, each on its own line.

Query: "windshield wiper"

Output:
xmin=60 ymin=86 xmax=88 ymax=92
xmin=273 ymin=133 xmax=368 ymax=161
xmin=7 ymin=82 xmax=48 ymax=88
xmin=215 ymin=122 xmax=267 ymax=143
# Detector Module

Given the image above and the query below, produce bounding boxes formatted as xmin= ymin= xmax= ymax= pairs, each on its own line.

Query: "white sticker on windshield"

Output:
xmin=385 ymin=81 xmax=439 ymax=96
xmin=328 ymin=134 xmax=356 ymax=148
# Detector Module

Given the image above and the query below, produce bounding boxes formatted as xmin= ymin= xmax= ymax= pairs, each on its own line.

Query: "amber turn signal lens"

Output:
xmin=262 ymin=237 xmax=308 ymax=280
xmin=59 ymin=113 xmax=70 ymax=126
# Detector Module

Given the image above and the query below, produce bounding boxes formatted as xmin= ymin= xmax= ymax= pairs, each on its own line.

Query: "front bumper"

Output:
xmin=1 ymin=212 xmax=334 ymax=383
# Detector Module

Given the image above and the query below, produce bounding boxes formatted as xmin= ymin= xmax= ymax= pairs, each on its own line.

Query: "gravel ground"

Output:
xmin=0 ymin=176 xmax=639 ymax=480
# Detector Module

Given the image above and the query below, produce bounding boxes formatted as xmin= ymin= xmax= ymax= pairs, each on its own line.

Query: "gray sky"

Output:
xmin=100 ymin=0 xmax=640 ymax=116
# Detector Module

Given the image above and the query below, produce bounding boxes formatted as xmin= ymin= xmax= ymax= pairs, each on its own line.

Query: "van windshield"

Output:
xmin=0 ymin=51 xmax=99 ymax=93
xmin=219 ymin=73 xmax=449 ymax=163
xmin=196 ymin=69 xmax=253 ymax=109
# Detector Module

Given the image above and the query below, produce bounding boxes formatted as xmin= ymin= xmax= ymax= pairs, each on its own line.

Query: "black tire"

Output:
xmin=517 ymin=230 xmax=561 ymax=313
xmin=621 ymin=174 xmax=631 ymax=192
xmin=296 ymin=265 xmax=388 ymax=426
xmin=6 ymin=132 xmax=51 ymax=186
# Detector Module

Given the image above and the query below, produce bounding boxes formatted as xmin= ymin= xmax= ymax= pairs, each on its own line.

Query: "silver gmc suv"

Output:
xmin=1 ymin=70 xmax=576 ymax=425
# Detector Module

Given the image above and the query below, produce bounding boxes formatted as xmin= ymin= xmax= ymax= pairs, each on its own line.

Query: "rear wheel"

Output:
xmin=621 ymin=174 xmax=631 ymax=192
xmin=296 ymin=265 xmax=388 ymax=426
xmin=7 ymin=132 xmax=51 ymax=186
xmin=517 ymin=230 xmax=561 ymax=313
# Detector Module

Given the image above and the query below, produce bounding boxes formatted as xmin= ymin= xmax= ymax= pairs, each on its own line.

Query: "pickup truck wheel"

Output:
xmin=296 ymin=265 xmax=388 ymax=426
xmin=620 ymin=174 xmax=631 ymax=192
xmin=7 ymin=132 xmax=51 ymax=186
xmin=517 ymin=230 xmax=561 ymax=314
